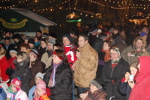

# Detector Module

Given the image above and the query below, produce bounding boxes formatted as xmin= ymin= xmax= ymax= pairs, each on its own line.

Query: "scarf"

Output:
xmin=111 ymin=58 xmax=120 ymax=69
xmin=102 ymin=49 xmax=110 ymax=62
xmin=48 ymin=61 xmax=63 ymax=87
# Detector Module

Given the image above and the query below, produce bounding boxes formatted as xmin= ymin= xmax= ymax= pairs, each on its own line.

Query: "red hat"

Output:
xmin=11 ymin=77 xmax=21 ymax=91
xmin=52 ymin=51 xmax=63 ymax=60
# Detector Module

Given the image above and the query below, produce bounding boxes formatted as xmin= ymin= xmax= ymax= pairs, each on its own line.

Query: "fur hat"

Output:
xmin=17 ymin=51 xmax=28 ymax=61
xmin=11 ymin=77 xmax=21 ymax=91
xmin=63 ymin=34 xmax=73 ymax=43
xmin=90 ymin=79 xmax=102 ymax=89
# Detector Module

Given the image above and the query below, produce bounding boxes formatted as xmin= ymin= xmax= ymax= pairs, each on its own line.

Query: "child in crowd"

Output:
xmin=118 ymin=61 xmax=139 ymax=100
xmin=33 ymin=81 xmax=50 ymax=100
xmin=7 ymin=77 xmax=28 ymax=100
xmin=28 ymin=72 xmax=44 ymax=100
xmin=6 ymin=50 xmax=17 ymax=77
xmin=78 ymin=78 xmax=107 ymax=100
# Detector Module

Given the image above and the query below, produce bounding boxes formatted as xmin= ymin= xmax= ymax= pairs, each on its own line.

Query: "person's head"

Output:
xmin=142 ymin=27 xmax=149 ymax=34
xmin=29 ymin=49 xmax=38 ymax=61
xmin=20 ymin=43 xmax=30 ymax=53
xmin=16 ymin=51 xmax=28 ymax=63
xmin=130 ymin=61 xmax=139 ymax=75
xmin=28 ymin=38 xmax=35 ymax=49
xmin=12 ymin=34 xmax=21 ymax=42
xmin=4 ymin=37 xmax=11 ymax=46
xmin=42 ymin=33 xmax=49 ymax=39
xmin=24 ymin=36 xmax=31 ymax=44
xmin=90 ymin=79 xmax=102 ymax=93
xmin=35 ymin=72 xmax=44 ymax=84
xmin=52 ymin=50 xmax=68 ymax=64
xmin=140 ymin=31 xmax=147 ymax=41
xmin=0 ymin=45 xmax=6 ymax=56
xmin=34 ymin=36 xmax=41 ymax=43
xmin=36 ymin=30 xmax=42 ymax=37
xmin=133 ymin=36 xmax=146 ymax=49
xmin=103 ymin=41 xmax=113 ymax=50
xmin=9 ymin=50 xmax=17 ymax=58
xmin=35 ymin=81 xmax=46 ymax=97
xmin=40 ymin=39 xmax=47 ymax=48
xmin=69 ymin=31 xmax=76 ymax=37
xmin=113 ymin=27 xmax=120 ymax=34
xmin=110 ymin=47 xmax=120 ymax=60
xmin=53 ymin=44 xmax=64 ymax=51
xmin=78 ymin=35 xmax=88 ymax=47
xmin=11 ymin=77 xmax=21 ymax=93
xmin=5 ymin=31 xmax=11 ymax=37
xmin=47 ymin=41 xmax=54 ymax=51
xmin=63 ymin=35 xmax=72 ymax=46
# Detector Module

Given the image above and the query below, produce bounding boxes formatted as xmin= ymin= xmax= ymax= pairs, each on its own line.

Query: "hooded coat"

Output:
xmin=129 ymin=56 xmax=150 ymax=100
xmin=11 ymin=58 xmax=31 ymax=94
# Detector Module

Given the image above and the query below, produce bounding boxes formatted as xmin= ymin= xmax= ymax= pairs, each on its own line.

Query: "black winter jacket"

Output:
xmin=101 ymin=58 xmax=129 ymax=100
xmin=11 ymin=58 xmax=31 ymax=94
xmin=44 ymin=63 xmax=73 ymax=100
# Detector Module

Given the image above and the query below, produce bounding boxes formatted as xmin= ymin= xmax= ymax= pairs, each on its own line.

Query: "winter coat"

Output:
xmin=64 ymin=44 xmax=77 ymax=67
xmin=41 ymin=52 xmax=53 ymax=69
xmin=118 ymin=79 xmax=131 ymax=100
xmin=44 ymin=63 xmax=72 ymax=100
xmin=113 ymin=42 xmax=128 ymax=53
xmin=101 ymin=58 xmax=129 ymax=100
xmin=121 ymin=45 xmax=147 ymax=65
xmin=78 ymin=89 xmax=107 ymax=100
xmin=0 ymin=56 xmax=9 ymax=81
xmin=7 ymin=57 xmax=16 ymax=69
xmin=1 ymin=43 xmax=15 ymax=59
xmin=7 ymin=89 xmax=29 ymax=100
xmin=129 ymin=56 xmax=150 ymax=100
xmin=11 ymin=58 xmax=31 ymax=94
xmin=74 ymin=43 xmax=98 ymax=88
xmin=29 ymin=59 xmax=45 ymax=88
xmin=33 ymin=94 xmax=50 ymax=100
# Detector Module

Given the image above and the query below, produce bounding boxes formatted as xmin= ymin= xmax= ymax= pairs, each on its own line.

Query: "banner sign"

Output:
xmin=0 ymin=18 xmax=28 ymax=29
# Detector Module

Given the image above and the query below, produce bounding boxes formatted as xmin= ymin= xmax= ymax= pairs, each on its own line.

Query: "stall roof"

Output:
xmin=10 ymin=8 xmax=57 ymax=26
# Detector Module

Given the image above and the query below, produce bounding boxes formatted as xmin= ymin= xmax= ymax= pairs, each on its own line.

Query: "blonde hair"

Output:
xmin=133 ymin=36 xmax=146 ymax=47
xmin=0 ymin=46 xmax=6 ymax=55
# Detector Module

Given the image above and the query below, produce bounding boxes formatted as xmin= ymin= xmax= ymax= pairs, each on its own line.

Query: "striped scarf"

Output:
xmin=48 ymin=61 xmax=63 ymax=87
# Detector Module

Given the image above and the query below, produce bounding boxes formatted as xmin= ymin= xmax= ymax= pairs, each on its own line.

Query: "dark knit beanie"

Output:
xmin=90 ymin=79 xmax=102 ymax=89
xmin=28 ymin=38 xmax=35 ymax=45
xmin=63 ymin=34 xmax=73 ymax=43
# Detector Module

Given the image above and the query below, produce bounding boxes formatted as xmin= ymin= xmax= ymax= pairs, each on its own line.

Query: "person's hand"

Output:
xmin=127 ymin=52 xmax=131 ymax=57
xmin=142 ymin=47 xmax=146 ymax=53
xmin=76 ymin=51 xmax=81 ymax=59
xmin=128 ymin=80 xmax=135 ymax=88
xmin=48 ymin=81 xmax=53 ymax=87
xmin=72 ymin=63 xmax=76 ymax=71
xmin=125 ymin=72 xmax=130 ymax=82
xmin=80 ymin=92 xmax=88 ymax=100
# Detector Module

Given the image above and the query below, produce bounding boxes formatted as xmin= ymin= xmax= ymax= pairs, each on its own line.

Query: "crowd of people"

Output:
xmin=0 ymin=24 xmax=150 ymax=100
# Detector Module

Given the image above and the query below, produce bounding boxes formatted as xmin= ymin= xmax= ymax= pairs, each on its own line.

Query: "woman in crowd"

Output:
xmin=44 ymin=50 xmax=72 ymax=100
xmin=0 ymin=45 xmax=9 ymax=81
xmin=101 ymin=47 xmax=129 ymax=100
xmin=41 ymin=41 xmax=54 ymax=69
xmin=118 ymin=61 xmax=139 ymax=100
xmin=29 ymin=49 xmax=45 ymax=88
xmin=11 ymin=51 xmax=31 ymax=94
xmin=121 ymin=36 xmax=147 ymax=65
xmin=129 ymin=56 xmax=150 ymax=100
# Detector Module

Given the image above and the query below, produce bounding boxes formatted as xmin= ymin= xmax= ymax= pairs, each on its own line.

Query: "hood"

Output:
xmin=136 ymin=56 xmax=150 ymax=83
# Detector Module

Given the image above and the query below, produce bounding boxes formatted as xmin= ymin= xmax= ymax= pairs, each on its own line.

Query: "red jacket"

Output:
xmin=64 ymin=44 xmax=77 ymax=67
xmin=0 ymin=56 xmax=9 ymax=81
xmin=8 ymin=57 xmax=16 ymax=69
xmin=129 ymin=56 xmax=150 ymax=100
